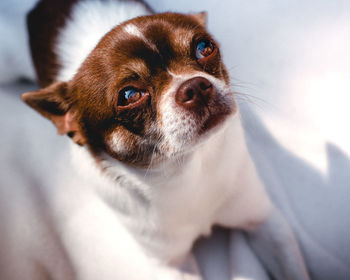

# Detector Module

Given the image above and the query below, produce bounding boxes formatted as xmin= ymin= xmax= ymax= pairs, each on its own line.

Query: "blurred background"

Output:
xmin=0 ymin=0 xmax=349 ymax=279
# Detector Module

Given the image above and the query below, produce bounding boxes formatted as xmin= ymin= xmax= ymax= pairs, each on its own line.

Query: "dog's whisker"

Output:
xmin=144 ymin=140 xmax=160 ymax=179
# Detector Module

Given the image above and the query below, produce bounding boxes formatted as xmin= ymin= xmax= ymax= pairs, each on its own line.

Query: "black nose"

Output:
xmin=175 ymin=77 xmax=214 ymax=110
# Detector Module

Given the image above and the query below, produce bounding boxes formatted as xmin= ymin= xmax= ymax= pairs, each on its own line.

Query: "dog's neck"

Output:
xmin=68 ymin=113 xmax=255 ymax=262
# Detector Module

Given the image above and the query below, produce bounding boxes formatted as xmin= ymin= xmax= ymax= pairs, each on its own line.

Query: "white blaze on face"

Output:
xmin=123 ymin=23 xmax=158 ymax=52
xmin=123 ymin=23 xmax=144 ymax=39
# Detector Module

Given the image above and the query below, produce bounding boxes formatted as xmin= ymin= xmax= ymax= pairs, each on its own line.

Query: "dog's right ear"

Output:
xmin=22 ymin=82 xmax=86 ymax=145
xmin=191 ymin=12 xmax=207 ymax=28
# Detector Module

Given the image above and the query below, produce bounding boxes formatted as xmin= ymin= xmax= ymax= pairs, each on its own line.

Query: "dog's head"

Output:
xmin=23 ymin=13 xmax=236 ymax=168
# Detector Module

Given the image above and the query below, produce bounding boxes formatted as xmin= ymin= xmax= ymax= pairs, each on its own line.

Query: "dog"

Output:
xmin=21 ymin=0 xmax=311 ymax=279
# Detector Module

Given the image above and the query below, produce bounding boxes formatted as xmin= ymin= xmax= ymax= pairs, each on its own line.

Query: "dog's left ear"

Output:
xmin=22 ymin=82 xmax=86 ymax=145
xmin=191 ymin=12 xmax=207 ymax=27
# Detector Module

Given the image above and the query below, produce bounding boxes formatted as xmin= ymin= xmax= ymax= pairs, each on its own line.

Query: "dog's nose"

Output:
xmin=175 ymin=77 xmax=214 ymax=110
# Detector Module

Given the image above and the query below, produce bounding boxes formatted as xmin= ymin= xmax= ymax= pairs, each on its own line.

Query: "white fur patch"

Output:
xmin=108 ymin=131 xmax=129 ymax=155
xmin=56 ymin=0 xmax=150 ymax=81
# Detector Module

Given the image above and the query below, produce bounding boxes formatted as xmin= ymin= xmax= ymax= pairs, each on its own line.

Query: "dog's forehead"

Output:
xmin=99 ymin=13 xmax=207 ymax=70
xmin=126 ymin=13 xmax=204 ymax=48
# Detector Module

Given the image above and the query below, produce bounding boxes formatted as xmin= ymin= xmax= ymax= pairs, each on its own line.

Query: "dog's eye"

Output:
xmin=123 ymin=88 xmax=143 ymax=104
xmin=117 ymin=87 xmax=149 ymax=111
xmin=195 ymin=40 xmax=215 ymax=60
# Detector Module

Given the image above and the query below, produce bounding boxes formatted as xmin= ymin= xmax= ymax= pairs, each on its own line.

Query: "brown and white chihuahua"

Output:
xmin=22 ymin=0 xmax=310 ymax=279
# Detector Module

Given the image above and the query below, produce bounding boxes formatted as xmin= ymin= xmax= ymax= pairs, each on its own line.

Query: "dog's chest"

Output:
xmin=98 ymin=172 xmax=224 ymax=263
xmin=143 ymin=172 xmax=229 ymax=262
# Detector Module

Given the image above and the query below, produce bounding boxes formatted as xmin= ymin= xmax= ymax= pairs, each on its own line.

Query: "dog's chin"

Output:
xmin=160 ymin=107 xmax=236 ymax=161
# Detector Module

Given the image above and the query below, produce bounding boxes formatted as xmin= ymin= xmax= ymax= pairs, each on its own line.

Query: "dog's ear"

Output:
xmin=191 ymin=12 xmax=207 ymax=27
xmin=22 ymin=82 xmax=86 ymax=145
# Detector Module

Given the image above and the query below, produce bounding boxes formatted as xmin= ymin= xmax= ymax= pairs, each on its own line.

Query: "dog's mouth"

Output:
xmin=199 ymin=106 xmax=233 ymax=135
xmin=198 ymin=92 xmax=236 ymax=135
